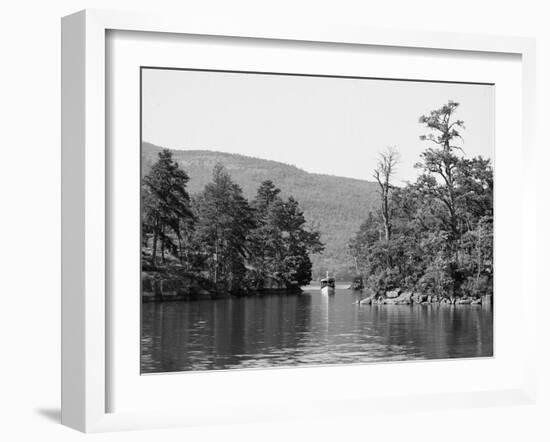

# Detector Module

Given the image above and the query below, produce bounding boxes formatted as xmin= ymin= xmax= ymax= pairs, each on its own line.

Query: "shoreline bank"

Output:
xmin=142 ymin=270 xmax=302 ymax=302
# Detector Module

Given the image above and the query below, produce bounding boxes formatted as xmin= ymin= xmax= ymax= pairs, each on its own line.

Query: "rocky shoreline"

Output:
xmin=142 ymin=271 xmax=493 ymax=305
xmin=357 ymin=289 xmax=492 ymax=306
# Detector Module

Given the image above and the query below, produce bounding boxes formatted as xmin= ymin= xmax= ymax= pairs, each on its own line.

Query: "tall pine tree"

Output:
xmin=142 ymin=149 xmax=194 ymax=266
xmin=193 ymin=164 xmax=256 ymax=293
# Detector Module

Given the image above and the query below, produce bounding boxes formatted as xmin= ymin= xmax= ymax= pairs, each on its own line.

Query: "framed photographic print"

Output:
xmin=61 ymin=9 xmax=537 ymax=432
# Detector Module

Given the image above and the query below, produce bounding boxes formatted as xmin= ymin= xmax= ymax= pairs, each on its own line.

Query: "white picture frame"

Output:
xmin=61 ymin=9 xmax=537 ymax=433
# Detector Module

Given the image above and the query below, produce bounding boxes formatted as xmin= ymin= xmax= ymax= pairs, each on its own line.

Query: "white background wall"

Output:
xmin=0 ymin=1 xmax=547 ymax=441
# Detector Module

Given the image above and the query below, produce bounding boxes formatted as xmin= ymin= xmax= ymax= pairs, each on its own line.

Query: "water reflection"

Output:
xmin=141 ymin=288 xmax=493 ymax=373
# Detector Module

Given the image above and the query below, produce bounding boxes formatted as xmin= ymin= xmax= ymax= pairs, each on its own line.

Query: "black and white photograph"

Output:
xmin=4 ymin=1 xmax=548 ymax=439
xmin=140 ymin=68 xmax=494 ymax=374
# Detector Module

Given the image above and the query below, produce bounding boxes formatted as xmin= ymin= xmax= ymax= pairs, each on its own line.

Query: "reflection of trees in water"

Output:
xmin=141 ymin=296 xmax=493 ymax=373
xmin=141 ymin=295 xmax=312 ymax=372
xmin=367 ymin=304 xmax=493 ymax=360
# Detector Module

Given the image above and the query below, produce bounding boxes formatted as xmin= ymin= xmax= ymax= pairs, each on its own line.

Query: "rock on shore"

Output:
xmin=357 ymin=288 xmax=492 ymax=307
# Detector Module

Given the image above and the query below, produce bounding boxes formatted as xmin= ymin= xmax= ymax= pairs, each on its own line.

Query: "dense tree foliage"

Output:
xmin=142 ymin=157 xmax=323 ymax=294
xmin=249 ymin=181 xmax=324 ymax=289
xmin=142 ymin=143 xmax=379 ymax=280
xmin=349 ymin=101 xmax=493 ymax=299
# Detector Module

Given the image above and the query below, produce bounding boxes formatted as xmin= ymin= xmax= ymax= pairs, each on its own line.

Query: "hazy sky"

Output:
xmin=142 ymin=68 xmax=494 ymax=184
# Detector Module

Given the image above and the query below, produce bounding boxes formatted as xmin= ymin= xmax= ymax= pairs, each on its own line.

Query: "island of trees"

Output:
xmin=141 ymin=157 xmax=323 ymax=300
xmin=349 ymin=100 xmax=493 ymax=302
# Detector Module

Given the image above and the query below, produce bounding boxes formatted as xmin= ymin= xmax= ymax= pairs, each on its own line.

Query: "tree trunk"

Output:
xmin=213 ymin=238 xmax=218 ymax=285
xmin=177 ymin=234 xmax=184 ymax=266
xmin=476 ymin=224 xmax=482 ymax=292
xmin=151 ymin=220 xmax=158 ymax=266
xmin=383 ymin=180 xmax=391 ymax=241
xmin=161 ymin=225 xmax=165 ymax=264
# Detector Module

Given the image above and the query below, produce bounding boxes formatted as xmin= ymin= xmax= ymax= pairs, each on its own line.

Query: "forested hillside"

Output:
xmin=142 ymin=142 xmax=379 ymax=279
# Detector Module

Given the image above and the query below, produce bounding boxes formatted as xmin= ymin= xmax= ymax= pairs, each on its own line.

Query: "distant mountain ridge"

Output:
xmin=142 ymin=142 xmax=380 ymax=279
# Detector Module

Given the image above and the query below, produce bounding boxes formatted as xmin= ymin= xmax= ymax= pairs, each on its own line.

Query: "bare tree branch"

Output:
xmin=373 ymin=146 xmax=400 ymax=241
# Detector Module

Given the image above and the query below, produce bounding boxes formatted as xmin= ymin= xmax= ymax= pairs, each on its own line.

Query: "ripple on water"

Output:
xmin=141 ymin=290 xmax=493 ymax=373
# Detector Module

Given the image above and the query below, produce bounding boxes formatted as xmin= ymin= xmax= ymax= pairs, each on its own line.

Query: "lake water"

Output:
xmin=141 ymin=285 xmax=493 ymax=373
